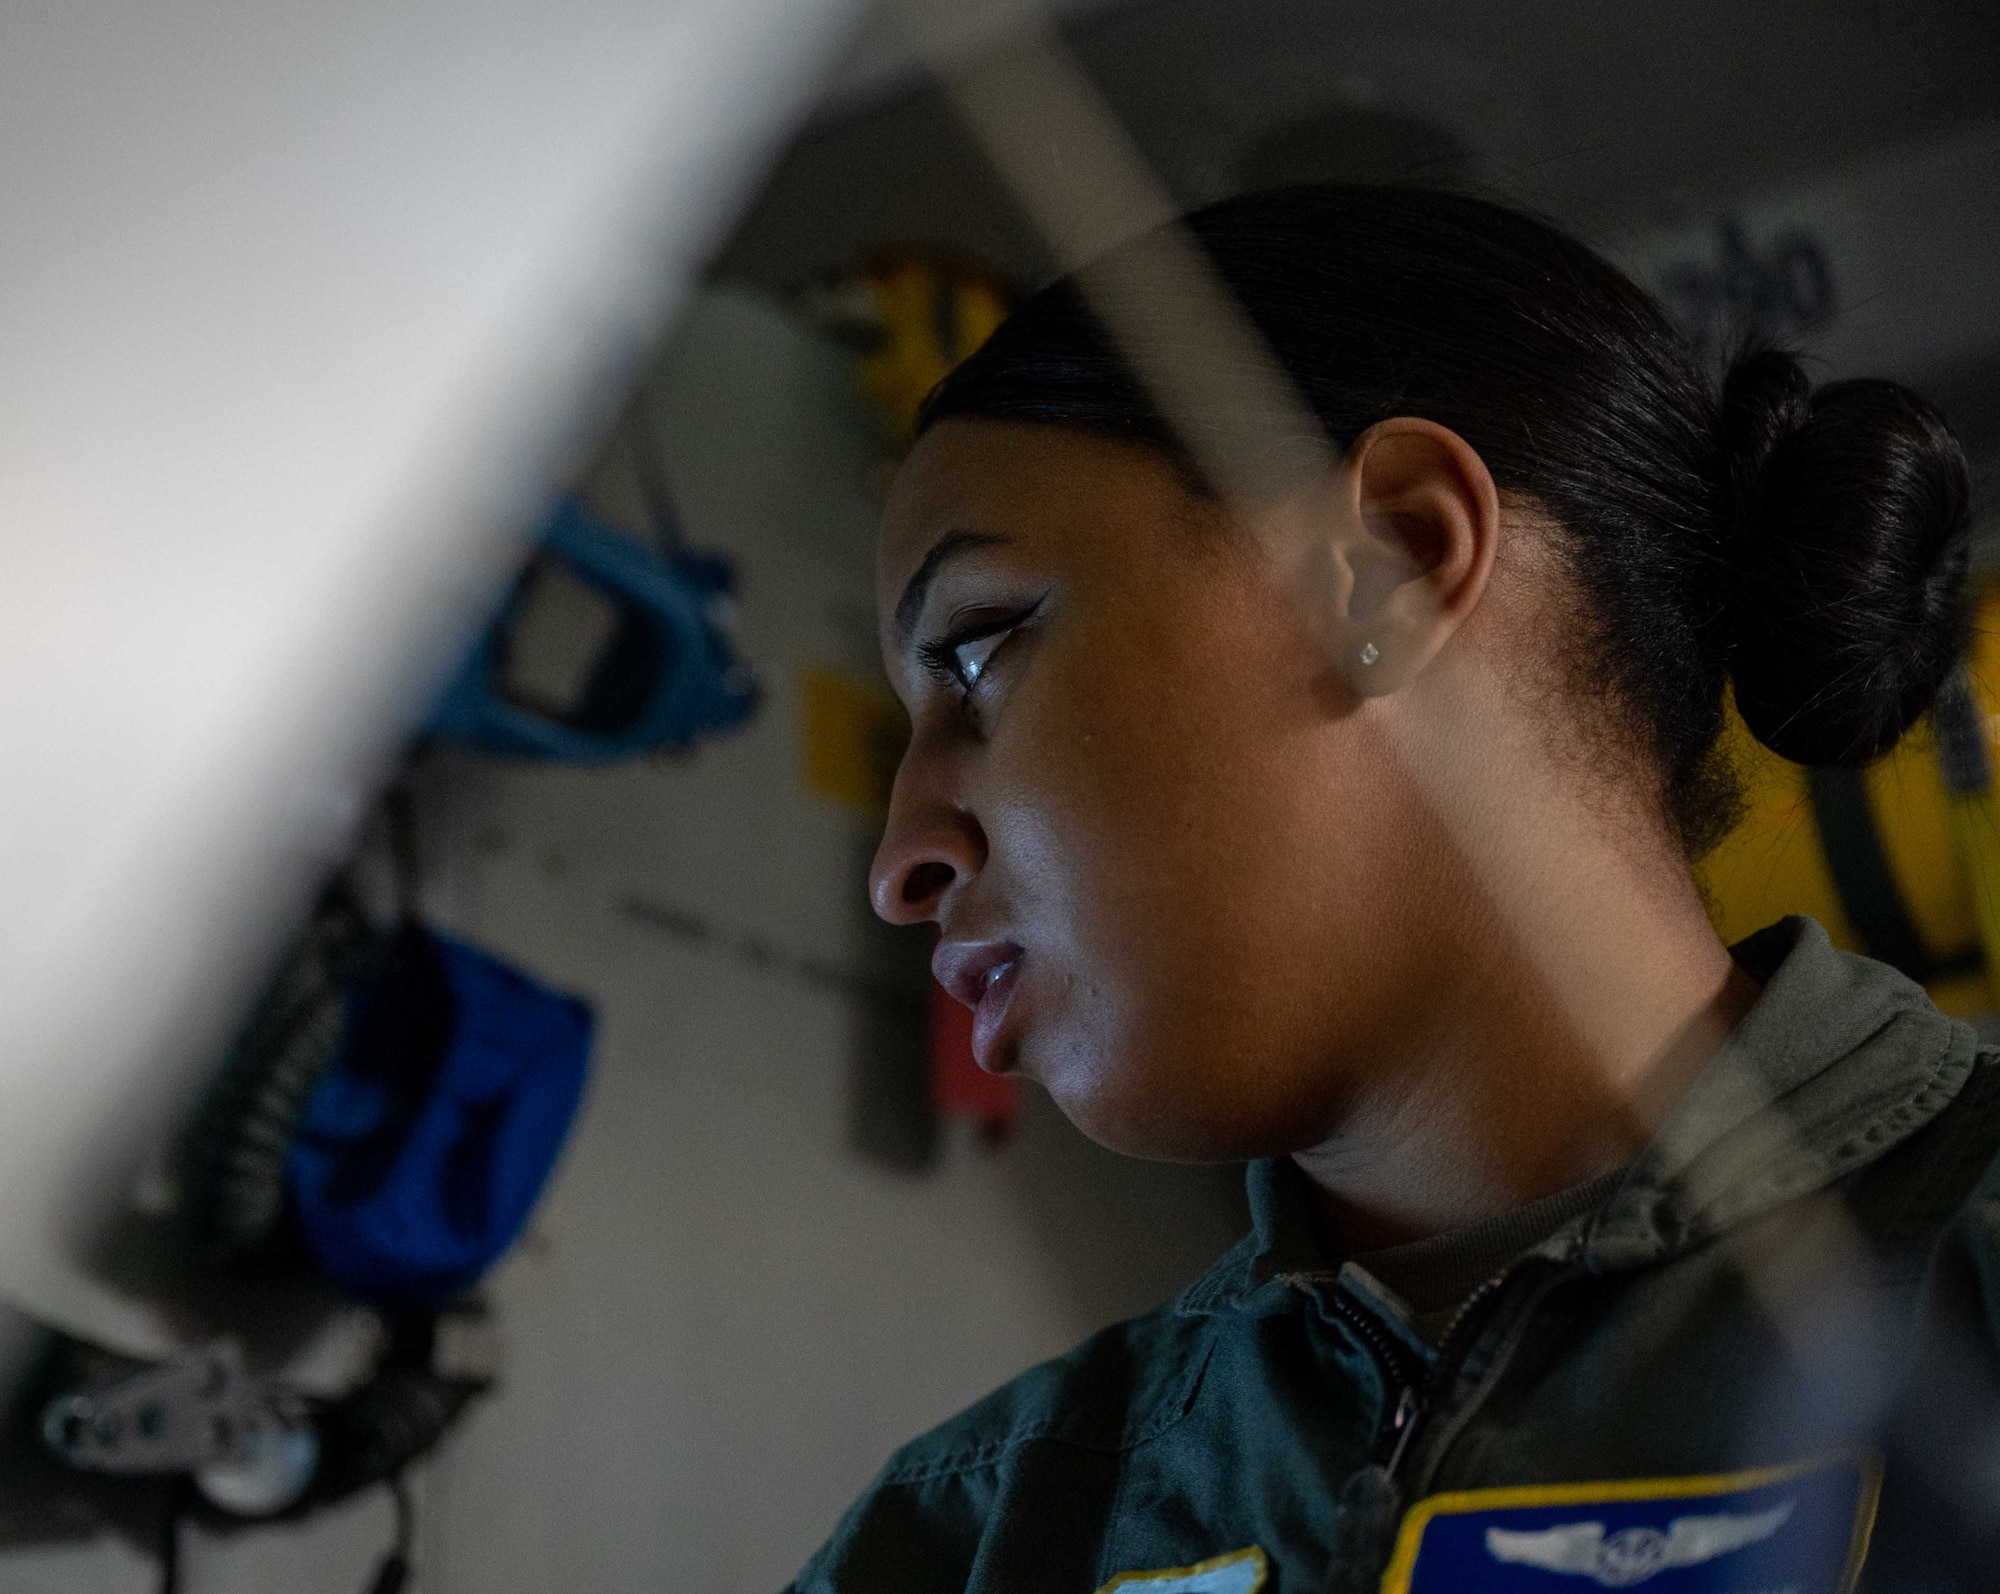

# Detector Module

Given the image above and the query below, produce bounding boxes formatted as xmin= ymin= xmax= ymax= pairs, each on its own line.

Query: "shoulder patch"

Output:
xmin=1379 ymin=1452 xmax=1878 ymax=1593
xmin=1097 ymin=1546 xmax=1267 ymax=1594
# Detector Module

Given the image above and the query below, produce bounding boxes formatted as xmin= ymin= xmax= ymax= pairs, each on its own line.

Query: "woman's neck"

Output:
xmin=1295 ymin=941 xmax=1756 ymax=1253
xmin=1295 ymin=664 xmax=1761 ymax=1254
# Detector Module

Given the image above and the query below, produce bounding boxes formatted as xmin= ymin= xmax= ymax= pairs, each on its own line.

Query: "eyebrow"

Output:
xmin=892 ymin=529 xmax=1008 ymax=647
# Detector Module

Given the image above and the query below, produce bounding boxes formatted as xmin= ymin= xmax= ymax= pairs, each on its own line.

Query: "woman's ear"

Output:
xmin=1325 ymin=417 xmax=1501 ymax=696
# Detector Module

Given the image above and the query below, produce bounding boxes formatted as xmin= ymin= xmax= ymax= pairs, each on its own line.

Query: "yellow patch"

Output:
xmin=797 ymin=667 xmax=905 ymax=817
xmin=1096 ymin=1546 xmax=1267 ymax=1594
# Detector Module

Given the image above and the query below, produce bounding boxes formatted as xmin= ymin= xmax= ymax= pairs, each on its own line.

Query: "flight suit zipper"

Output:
xmin=1310 ymin=1251 xmax=1586 ymax=1592
xmin=1381 ymin=1386 xmax=1421 ymax=1477
xmin=1311 ymin=1286 xmax=1429 ymax=1594
xmin=1403 ymin=1254 xmax=1585 ymax=1495
xmin=1322 ymin=1287 xmax=1426 ymax=1469
xmin=1361 ymin=1287 xmax=1492 ymax=1486
xmin=1307 ymin=1243 xmax=1587 ymax=1488
xmin=1315 ymin=1271 xmax=1493 ymax=1484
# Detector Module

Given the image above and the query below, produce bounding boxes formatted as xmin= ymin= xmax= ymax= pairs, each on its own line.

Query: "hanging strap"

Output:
xmin=1807 ymin=763 xmax=1981 ymax=985
xmin=1936 ymin=672 xmax=2000 ymax=988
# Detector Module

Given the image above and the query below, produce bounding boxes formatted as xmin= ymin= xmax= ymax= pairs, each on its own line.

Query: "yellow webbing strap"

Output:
xmin=1936 ymin=670 xmax=2000 ymax=990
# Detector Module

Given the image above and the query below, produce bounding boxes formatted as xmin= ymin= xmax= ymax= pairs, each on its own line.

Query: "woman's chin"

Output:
xmin=1039 ymin=1056 xmax=1249 ymax=1163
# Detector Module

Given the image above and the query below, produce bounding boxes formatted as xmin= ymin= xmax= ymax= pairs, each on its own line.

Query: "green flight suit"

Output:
xmin=792 ymin=918 xmax=2000 ymax=1592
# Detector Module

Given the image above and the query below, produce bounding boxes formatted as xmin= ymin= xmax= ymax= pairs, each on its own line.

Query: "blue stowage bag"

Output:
xmin=287 ymin=927 xmax=593 ymax=1306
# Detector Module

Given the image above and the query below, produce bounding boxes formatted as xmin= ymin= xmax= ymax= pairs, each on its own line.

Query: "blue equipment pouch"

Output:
xmin=288 ymin=926 xmax=593 ymax=1306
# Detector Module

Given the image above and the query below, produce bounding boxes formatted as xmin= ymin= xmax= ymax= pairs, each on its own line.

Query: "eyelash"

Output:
xmin=916 ymin=602 xmax=1041 ymax=708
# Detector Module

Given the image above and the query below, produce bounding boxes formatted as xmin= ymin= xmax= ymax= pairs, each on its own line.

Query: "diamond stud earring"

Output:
xmin=1359 ymin=641 xmax=1381 ymax=666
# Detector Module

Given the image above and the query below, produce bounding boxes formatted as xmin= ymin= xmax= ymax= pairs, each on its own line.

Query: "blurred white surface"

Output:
xmin=0 ymin=0 xmax=862 ymax=1356
xmin=0 ymin=274 xmax=1248 ymax=1594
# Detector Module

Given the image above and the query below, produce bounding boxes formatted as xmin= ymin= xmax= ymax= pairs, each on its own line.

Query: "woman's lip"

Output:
xmin=969 ymin=956 xmax=1020 ymax=1074
xmin=932 ymin=939 xmax=1026 ymax=1073
xmin=932 ymin=938 xmax=1020 ymax=1009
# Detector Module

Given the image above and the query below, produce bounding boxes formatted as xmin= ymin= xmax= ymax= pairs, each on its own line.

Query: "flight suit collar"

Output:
xmin=1587 ymin=914 xmax=1975 ymax=1268
xmin=1181 ymin=917 xmax=1979 ymax=1318
xmin=1178 ymin=1155 xmax=1327 ymax=1318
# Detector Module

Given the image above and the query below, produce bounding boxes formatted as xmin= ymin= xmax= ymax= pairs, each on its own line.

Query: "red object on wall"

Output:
xmin=927 ymin=975 xmax=1019 ymax=1140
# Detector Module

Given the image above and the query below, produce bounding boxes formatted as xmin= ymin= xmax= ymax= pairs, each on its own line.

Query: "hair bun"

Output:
xmin=1720 ymin=345 xmax=1972 ymax=767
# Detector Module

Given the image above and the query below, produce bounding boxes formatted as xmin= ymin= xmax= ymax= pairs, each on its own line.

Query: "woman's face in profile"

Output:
xmin=872 ymin=418 xmax=1439 ymax=1162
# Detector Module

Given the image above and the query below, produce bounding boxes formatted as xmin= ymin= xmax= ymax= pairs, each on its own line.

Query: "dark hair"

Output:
xmin=917 ymin=185 xmax=1972 ymax=853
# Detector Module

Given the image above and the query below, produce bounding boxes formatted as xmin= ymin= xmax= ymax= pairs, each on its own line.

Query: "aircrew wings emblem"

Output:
xmin=1485 ymin=1501 xmax=1793 ymax=1586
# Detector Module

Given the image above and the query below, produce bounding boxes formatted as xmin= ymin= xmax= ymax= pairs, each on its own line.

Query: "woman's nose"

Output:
xmin=869 ymin=781 xmax=987 ymax=927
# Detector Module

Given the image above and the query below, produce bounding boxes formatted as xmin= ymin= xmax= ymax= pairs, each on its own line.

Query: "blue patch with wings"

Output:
xmin=1380 ymin=1453 xmax=1877 ymax=1593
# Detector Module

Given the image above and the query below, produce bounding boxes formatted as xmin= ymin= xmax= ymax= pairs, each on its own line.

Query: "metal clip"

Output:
xmin=42 ymin=1338 xmax=319 ymax=1515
